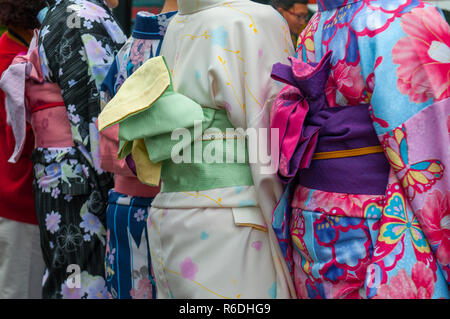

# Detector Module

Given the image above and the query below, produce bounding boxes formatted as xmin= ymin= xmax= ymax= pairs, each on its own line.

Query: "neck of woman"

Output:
xmin=161 ymin=0 xmax=178 ymax=13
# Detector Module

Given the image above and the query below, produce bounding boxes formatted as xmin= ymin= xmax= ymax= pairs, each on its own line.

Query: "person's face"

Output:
xmin=278 ymin=3 xmax=309 ymax=37
xmin=105 ymin=0 xmax=119 ymax=8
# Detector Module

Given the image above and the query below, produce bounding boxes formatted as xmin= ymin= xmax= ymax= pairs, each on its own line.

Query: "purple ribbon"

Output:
xmin=270 ymin=52 xmax=389 ymax=194
xmin=270 ymin=51 xmax=332 ymax=184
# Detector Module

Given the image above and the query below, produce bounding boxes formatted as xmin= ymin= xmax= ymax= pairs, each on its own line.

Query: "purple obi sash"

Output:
xmin=270 ymin=51 xmax=389 ymax=195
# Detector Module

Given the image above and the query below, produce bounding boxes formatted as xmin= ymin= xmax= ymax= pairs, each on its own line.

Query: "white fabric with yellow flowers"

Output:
xmin=148 ymin=0 xmax=296 ymax=299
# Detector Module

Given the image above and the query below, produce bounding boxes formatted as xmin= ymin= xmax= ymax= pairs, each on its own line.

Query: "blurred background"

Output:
xmin=111 ymin=0 xmax=450 ymax=36
xmin=111 ymin=0 xmax=274 ymax=36
xmin=0 ymin=1 xmax=449 ymax=39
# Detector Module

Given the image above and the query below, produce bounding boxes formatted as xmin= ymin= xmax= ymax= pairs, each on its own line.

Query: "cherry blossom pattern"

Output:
xmin=416 ymin=190 xmax=450 ymax=279
xmin=374 ymin=262 xmax=435 ymax=299
xmin=392 ymin=6 xmax=450 ymax=103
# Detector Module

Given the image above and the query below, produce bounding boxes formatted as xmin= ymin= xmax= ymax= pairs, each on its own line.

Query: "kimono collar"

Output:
xmin=178 ymin=0 xmax=238 ymax=15
xmin=132 ymin=10 xmax=177 ymax=39
xmin=317 ymin=0 xmax=362 ymax=11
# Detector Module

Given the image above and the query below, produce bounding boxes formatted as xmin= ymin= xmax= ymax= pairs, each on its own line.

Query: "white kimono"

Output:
xmin=149 ymin=0 xmax=296 ymax=299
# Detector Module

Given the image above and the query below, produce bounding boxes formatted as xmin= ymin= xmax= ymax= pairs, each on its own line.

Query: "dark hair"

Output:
xmin=271 ymin=0 xmax=308 ymax=10
xmin=0 ymin=0 xmax=47 ymax=29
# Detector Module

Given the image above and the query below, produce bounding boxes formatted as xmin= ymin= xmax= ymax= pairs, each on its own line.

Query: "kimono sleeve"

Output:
xmin=40 ymin=21 xmax=118 ymax=181
xmin=47 ymin=27 xmax=100 ymax=147
xmin=97 ymin=44 xmax=135 ymax=177
xmin=230 ymin=8 xmax=295 ymax=224
xmin=370 ymin=5 xmax=450 ymax=284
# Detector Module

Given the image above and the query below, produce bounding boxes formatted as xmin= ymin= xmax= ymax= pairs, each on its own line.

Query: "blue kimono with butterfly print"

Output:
xmin=273 ymin=0 xmax=449 ymax=299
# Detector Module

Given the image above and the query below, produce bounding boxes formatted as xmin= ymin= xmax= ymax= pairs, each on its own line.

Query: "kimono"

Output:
xmin=100 ymin=10 xmax=177 ymax=299
xmin=272 ymin=0 xmax=450 ymax=299
xmin=98 ymin=0 xmax=296 ymax=299
xmin=35 ymin=0 xmax=126 ymax=298
xmin=151 ymin=0 xmax=299 ymax=299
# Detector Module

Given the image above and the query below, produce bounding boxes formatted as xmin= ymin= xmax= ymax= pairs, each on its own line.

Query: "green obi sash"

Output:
xmin=159 ymin=108 xmax=254 ymax=192
xmin=98 ymin=56 xmax=254 ymax=192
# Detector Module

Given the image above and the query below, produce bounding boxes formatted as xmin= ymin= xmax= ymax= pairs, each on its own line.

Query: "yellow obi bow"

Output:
xmin=98 ymin=56 xmax=170 ymax=186
xmin=98 ymin=56 xmax=205 ymax=187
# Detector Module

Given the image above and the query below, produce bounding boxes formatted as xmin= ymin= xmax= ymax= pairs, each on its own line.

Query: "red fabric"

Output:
xmin=31 ymin=102 xmax=65 ymax=113
xmin=0 ymin=33 xmax=38 ymax=225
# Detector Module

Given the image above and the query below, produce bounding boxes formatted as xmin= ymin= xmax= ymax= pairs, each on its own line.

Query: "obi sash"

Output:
xmin=158 ymin=107 xmax=254 ymax=193
xmin=0 ymin=30 xmax=72 ymax=163
xmin=98 ymin=55 xmax=254 ymax=193
xmin=270 ymin=51 xmax=390 ymax=195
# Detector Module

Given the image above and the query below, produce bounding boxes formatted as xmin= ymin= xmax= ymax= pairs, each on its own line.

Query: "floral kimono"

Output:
xmin=100 ymin=10 xmax=177 ymax=299
xmin=98 ymin=0 xmax=296 ymax=299
xmin=35 ymin=0 xmax=126 ymax=298
xmin=271 ymin=0 xmax=449 ymax=299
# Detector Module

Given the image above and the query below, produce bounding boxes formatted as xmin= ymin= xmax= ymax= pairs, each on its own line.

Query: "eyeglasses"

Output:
xmin=286 ymin=9 xmax=309 ymax=22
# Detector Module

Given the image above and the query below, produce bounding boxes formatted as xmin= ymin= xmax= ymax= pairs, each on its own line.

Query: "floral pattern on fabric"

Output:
xmin=104 ymin=191 xmax=155 ymax=299
xmin=416 ymin=190 xmax=450 ymax=274
xmin=99 ymin=11 xmax=176 ymax=299
xmin=101 ymin=10 xmax=177 ymax=100
xmin=34 ymin=0 xmax=125 ymax=298
xmin=290 ymin=186 xmax=382 ymax=299
xmin=288 ymin=0 xmax=450 ymax=299
xmin=373 ymin=261 xmax=436 ymax=299
xmin=391 ymin=6 xmax=450 ymax=103
xmin=290 ymin=173 xmax=449 ymax=299
xmin=60 ymin=271 xmax=108 ymax=299
xmin=154 ymin=0 xmax=296 ymax=298
xmin=39 ymin=0 xmax=125 ymax=177
xmin=32 ymin=146 xmax=111 ymax=298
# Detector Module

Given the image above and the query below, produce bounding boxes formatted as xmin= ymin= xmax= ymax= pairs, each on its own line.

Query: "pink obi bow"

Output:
xmin=0 ymin=29 xmax=66 ymax=163
xmin=270 ymin=51 xmax=332 ymax=183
